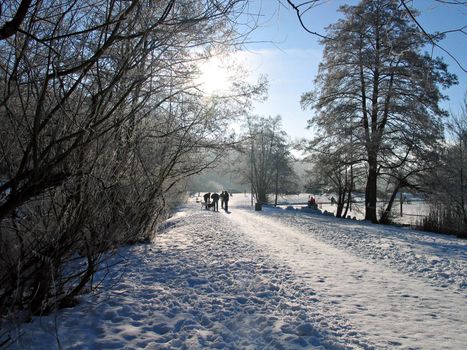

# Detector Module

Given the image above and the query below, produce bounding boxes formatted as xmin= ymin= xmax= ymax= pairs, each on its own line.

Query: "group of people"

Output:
xmin=203 ymin=191 xmax=230 ymax=212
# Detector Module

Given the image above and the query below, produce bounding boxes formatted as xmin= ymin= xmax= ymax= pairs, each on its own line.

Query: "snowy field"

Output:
xmin=274 ymin=194 xmax=429 ymax=225
xmin=3 ymin=194 xmax=466 ymax=349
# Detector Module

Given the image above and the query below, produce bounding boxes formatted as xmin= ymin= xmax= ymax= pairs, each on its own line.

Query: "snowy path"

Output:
xmin=8 ymin=203 xmax=367 ymax=349
xmin=5 ymin=196 xmax=466 ymax=350
xmin=227 ymin=200 xmax=467 ymax=349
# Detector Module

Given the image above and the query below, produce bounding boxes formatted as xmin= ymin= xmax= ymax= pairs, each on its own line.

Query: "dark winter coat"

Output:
xmin=211 ymin=193 xmax=220 ymax=201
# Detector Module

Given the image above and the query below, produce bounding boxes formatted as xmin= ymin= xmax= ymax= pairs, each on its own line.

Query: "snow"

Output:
xmin=3 ymin=194 xmax=466 ymax=349
xmin=274 ymin=194 xmax=430 ymax=224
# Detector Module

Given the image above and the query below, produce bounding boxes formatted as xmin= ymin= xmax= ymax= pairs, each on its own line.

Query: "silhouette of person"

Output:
xmin=223 ymin=191 xmax=230 ymax=212
xmin=211 ymin=192 xmax=220 ymax=211
xmin=220 ymin=191 xmax=225 ymax=209
xmin=203 ymin=192 xmax=211 ymax=210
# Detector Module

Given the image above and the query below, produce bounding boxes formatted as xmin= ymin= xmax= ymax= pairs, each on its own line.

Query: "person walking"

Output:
xmin=220 ymin=191 xmax=225 ymax=209
xmin=203 ymin=192 xmax=211 ymax=210
xmin=223 ymin=190 xmax=230 ymax=212
xmin=211 ymin=192 xmax=220 ymax=211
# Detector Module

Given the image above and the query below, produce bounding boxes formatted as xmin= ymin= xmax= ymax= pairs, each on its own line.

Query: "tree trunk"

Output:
xmin=365 ymin=157 xmax=378 ymax=223
xmin=343 ymin=188 xmax=351 ymax=218
xmin=274 ymin=165 xmax=279 ymax=207
xmin=336 ymin=190 xmax=345 ymax=218
xmin=30 ymin=261 xmax=55 ymax=315
xmin=380 ymin=183 xmax=400 ymax=224
xmin=343 ymin=164 xmax=353 ymax=218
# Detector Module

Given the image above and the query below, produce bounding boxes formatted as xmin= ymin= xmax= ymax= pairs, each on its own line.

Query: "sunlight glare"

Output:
xmin=197 ymin=57 xmax=232 ymax=95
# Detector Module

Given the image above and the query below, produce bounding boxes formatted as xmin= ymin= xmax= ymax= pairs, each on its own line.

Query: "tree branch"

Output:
xmin=0 ymin=0 xmax=32 ymax=40
xmin=286 ymin=0 xmax=328 ymax=39
xmin=400 ymin=0 xmax=466 ymax=73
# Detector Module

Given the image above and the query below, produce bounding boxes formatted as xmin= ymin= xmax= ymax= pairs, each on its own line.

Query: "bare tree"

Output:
xmin=287 ymin=0 xmax=466 ymax=72
xmin=0 ymin=0 xmax=263 ymax=321
xmin=422 ymin=93 xmax=467 ymax=236
xmin=301 ymin=0 xmax=456 ymax=223
xmin=303 ymin=126 xmax=364 ymax=218
xmin=240 ymin=115 xmax=297 ymax=204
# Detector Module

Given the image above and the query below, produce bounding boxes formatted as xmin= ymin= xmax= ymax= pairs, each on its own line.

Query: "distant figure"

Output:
xmin=308 ymin=195 xmax=317 ymax=209
xmin=223 ymin=190 xmax=230 ymax=212
xmin=331 ymin=196 xmax=336 ymax=205
xmin=203 ymin=192 xmax=211 ymax=210
xmin=220 ymin=191 xmax=225 ymax=209
xmin=211 ymin=192 xmax=220 ymax=211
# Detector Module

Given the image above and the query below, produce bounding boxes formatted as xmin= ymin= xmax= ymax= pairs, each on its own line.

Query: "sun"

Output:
xmin=196 ymin=56 xmax=232 ymax=95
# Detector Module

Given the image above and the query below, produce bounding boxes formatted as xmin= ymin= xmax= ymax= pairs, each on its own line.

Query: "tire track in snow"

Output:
xmin=266 ymin=209 xmax=467 ymax=293
xmin=226 ymin=205 xmax=467 ymax=350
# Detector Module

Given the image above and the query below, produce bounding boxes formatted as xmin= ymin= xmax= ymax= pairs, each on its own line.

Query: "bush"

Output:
xmin=415 ymin=202 xmax=467 ymax=238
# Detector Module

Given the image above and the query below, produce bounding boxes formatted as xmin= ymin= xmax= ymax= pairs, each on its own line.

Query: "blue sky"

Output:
xmin=238 ymin=0 xmax=466 ymax=139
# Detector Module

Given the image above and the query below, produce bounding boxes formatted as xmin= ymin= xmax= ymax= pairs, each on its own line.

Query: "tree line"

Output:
xmin=300 ymin=0 xmax=464 ymax=236
xmin=0 ymin=0 xmax=264 ymax=322
xmin=234 ymin=1 xmax=465 ymax=238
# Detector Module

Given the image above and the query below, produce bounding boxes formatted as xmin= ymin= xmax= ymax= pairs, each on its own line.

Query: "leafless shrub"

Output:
xmin=0 ymin=0 xmax=263 ymax=323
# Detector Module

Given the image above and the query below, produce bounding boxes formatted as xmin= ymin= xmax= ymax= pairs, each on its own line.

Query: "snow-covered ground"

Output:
xmin=3 ymin=194 xmax=466 ymax=349
xmin=274 ymin=194 xmax=430 ymax=224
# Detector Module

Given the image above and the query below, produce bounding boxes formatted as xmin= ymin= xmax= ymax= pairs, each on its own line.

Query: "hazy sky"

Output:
xmin=236 ymin=0 xmax=466 ymax=140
